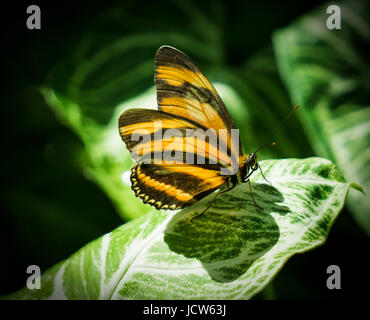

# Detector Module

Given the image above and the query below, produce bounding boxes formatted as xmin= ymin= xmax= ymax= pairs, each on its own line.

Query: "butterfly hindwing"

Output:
xmin=130 ymin=162 xmax=227 ymax=210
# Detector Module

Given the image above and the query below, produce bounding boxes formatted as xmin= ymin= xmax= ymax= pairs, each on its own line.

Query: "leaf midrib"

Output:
xmin=108 ymin=214 xmax=174 ymax=299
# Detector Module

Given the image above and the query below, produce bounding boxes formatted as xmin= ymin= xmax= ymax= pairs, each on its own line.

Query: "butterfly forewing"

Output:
xmin=119 ymin=108 xmax=232 ymax=166
xmin=155 ymin=46 xmax=242 ymax=161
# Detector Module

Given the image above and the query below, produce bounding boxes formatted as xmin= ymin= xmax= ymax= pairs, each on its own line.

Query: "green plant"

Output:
xmin=7 ymin=158 xmax=351 ymax=299
xmin=3 ymin=0 xmax=368 ymax=299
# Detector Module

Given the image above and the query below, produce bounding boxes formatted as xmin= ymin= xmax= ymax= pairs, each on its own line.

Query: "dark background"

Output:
xmin=1 ymin=0 xmax=369 ymax=299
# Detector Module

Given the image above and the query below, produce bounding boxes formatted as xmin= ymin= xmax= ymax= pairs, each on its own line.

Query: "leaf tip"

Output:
xmin=349 ymin=182 xmax=365 ymax=194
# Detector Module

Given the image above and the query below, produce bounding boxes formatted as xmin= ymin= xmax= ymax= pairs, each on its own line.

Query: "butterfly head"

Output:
xmin=242 ymin=141 xmax=277 ymax=181
xmin=239 ymin=153 xmax=259 ymax=183
xmin=245 ymin=153 xmax=258 ymax=169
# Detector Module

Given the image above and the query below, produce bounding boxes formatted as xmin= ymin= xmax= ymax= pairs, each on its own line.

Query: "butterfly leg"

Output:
xmin=190 ymin=186 xmax=234 ymax=222
xmin=257 ymin=164 xmax=272 ymax=185
xmin=247 ymin=180 xmax=264 ymax=210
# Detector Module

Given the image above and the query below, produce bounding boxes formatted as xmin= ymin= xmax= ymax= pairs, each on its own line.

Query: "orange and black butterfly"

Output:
xmin=119 ymin=45 xmax=297 ymax=217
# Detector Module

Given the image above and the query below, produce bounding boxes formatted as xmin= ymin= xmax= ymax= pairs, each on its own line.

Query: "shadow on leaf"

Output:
xmin=164 ymin=182 xmax=289 ymax=282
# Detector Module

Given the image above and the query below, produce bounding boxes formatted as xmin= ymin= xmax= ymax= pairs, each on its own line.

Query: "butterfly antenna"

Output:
xmin=254 ymin=105 xmax=299 ymax=154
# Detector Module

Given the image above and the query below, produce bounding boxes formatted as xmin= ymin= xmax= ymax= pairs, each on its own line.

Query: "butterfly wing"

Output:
xmin=155 ymin=45 xmax=243 ymax=162
xmin=118 ymin=46 xmax=243 ymax=210
xmin=119 ymin=108 xmax=228 ymax=209
xmin=130 ymin=162 xmax=227 ymax=210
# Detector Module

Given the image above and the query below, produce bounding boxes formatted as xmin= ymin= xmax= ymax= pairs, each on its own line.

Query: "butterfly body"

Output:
xmin=119 ymin=46 xmax=260 ymax=212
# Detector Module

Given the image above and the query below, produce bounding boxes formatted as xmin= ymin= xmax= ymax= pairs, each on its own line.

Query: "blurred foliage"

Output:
xmin=2 ymin=0 xmax=369 ymax=298
xmin=274 ymin=0 xmax=370 ymax=235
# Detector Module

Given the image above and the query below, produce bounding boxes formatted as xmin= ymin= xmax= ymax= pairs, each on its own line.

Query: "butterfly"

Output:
xmin=119 ymin=45 xmax=298 ymax=219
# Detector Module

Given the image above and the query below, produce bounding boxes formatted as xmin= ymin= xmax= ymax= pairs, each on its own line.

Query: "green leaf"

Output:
xmin=41 ymin=88 xmax=156 ymax=221
xmin=5 ymin=158 xmax=349 ymax=300
xmin=217 ymin=48 xmax=314 ymax=160
xmin=273 ymin=1 xmax=370 ymax=235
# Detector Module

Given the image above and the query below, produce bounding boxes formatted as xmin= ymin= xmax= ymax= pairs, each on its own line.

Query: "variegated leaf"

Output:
xmin=6 ymin=158 xmax=349 ymax=300
xmin=273 ymin=0 xmax=370 ymax=235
